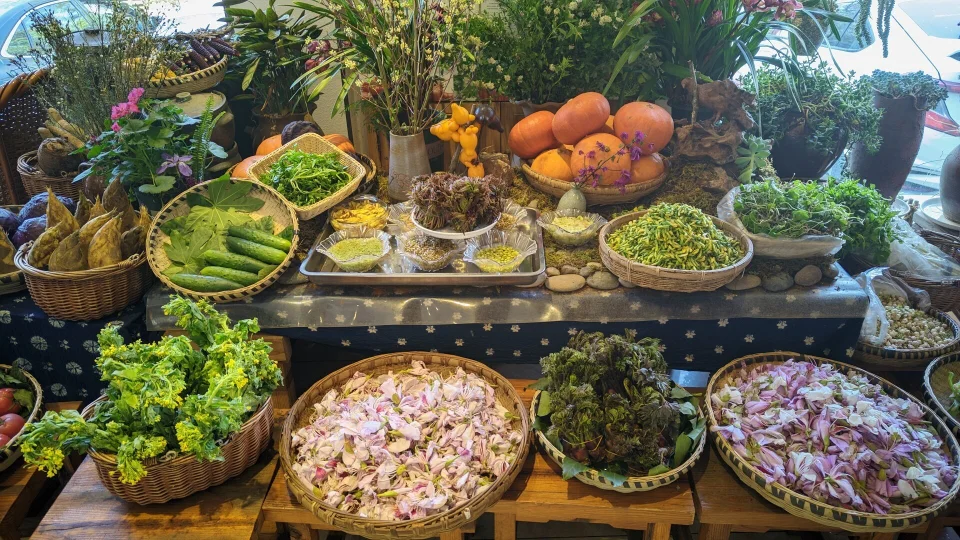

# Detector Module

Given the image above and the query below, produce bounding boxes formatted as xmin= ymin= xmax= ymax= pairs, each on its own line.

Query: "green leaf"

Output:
xmin=242 ymin=57 xmax=260 ymax=91
xmin=139 ymin=175 xmax=176 ymax=194
xmin=687 ymin=417 xmax=707 ymax=445
xmin=648 ymin=464 xmax=670 ymax=476
xmin=267 ymin=28 xmax=280 ymax=40
xmin=673 ymin=433 xmax=693 ymax=466
xmin=13 ymin=389 xmax=33 ymax=410
xmin=278 ymin=226 xmax=295 ymax=241
xmin=599 ymin=469 xmax=628 ymax=488
xmin=677 ymin=401 xmax=697 ymax=417
xmin=561 ymin=456 xmax=591 ymax=480
xmin=537 ymin=391 xmax=552 ymax=417
xmin=207 ymin=142 xmax=228 ymax=159
xmin=250 ymin=216 xmax=276 ymax=234
xmin=206 ymin=179 xmax=266 ymax=212
xmin=670 ymin=386 xmax=693 ymax=399
xmin=532 ymin=415 xmax=548 ymax=433
xmin=527 ymin=378 xmax=549 ymax=391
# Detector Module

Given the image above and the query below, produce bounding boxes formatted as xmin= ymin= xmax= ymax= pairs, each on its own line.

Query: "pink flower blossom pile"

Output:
xmin=711 ymin=360 xmax=957 ymax=514
xmin=291 ymin=361 xmax=523 ymax=521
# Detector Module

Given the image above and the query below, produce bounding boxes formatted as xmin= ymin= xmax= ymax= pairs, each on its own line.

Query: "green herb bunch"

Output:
xmin=868 ymin=70 xmax=948 ymax=111
xmin=532 ymin=331 xmax=705 ymax=484
xmin=734 ymin=178 xmax=851 ymax=238
xmin=824 ymin=177 xmax=900 ymax=262
xmin=261 ymin=151 xmax=352 ymax=207
xmin=743 ymin=60 xmax=883 ymax=156
xmin=17 ymin=297 xmax=282 ymax=485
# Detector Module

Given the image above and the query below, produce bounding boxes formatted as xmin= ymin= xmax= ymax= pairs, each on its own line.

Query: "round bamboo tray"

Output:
xmin=146 ymin=178 xmax=299 ymax=303
xmin=707 ymin=352 xmax=960 ymax=532
xmin=530 ymin=390 xmax=704 ymax=493
xmin=281 ymin=352 xmax=530 ymax=540
xmin=521 ymin=163 xmax=666 ymax=206
xmin=14 ymin=245 xmax=152 ymax=321
xmin=924 ymin=353 xmax=960 ymax=436
xmin=82 ymin=395 xmax=273 ymax=505
xmin=599 ymin=211 xmax=753 ymax=292
xmin=853 ymin=309 xmax=960 ymax=369
xmin=248 ymin=133 xmax=364 ymax=220
xmin=146 ymin=57 xmax=228 ymax=99
xmin=17 ymin=151 xmax=81 ymax=200
xmin=0 ymin=365 xmax=42 ymax=473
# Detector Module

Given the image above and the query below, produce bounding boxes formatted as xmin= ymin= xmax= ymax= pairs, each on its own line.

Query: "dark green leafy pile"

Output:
xmin=869 ymin=70 xmax=948 ymax=111
xmin=531 ymin=331 xmax=704 ymax=485
xmin=261 ymin=151 xmax=352 ymax=207
xmin=825 ymin=177 xmax=901 ymax=262
xmin=411 ymin=173 xmax=506 ymax=233
xmin=735 ymin=179 xmax=851 ymax=238
xmin=17 ymin=296 xmax=282 ymax=485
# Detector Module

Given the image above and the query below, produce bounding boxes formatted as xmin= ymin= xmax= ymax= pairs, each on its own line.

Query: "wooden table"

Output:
xmin=261 ymin=379 xmax=697 ymax=540
xmin=32 ymin=449 xmax=280 ymax=540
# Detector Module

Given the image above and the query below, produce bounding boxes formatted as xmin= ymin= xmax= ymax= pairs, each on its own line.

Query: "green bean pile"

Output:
xmin=261 ymin=150 xmax=352 ymax=207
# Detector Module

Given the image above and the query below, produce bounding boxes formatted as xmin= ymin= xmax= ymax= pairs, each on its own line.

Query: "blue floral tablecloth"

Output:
xmin=0 ymin=291 xmax=149 ymax=403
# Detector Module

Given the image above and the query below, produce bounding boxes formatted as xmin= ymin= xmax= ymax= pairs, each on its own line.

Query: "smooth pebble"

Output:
xmin=579 ymin=266 xmax=596 ymax=278
xmin=794 ymin=265 xmax=823 ymax=287
xmin=546 ymin=267 xmax=560 ymax=277
xmin=619 ymin=278 xmax=637 ymax=288
xmin=762 ymin=271 xmax=794 ymax=292
xmin=725 ymin=274 xmax=761 ymax=291
xmin=546 ymin=274 xmax=586 ymax=293
xmin=561 ymin=265 xmax=579 ymax=275
xmin=587 ymin=271 xmax=619 ymax=290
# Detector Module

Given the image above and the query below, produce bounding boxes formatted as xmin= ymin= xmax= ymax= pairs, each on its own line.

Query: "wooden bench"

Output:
xmin=261 ymin=379 xmax=697 ymax=540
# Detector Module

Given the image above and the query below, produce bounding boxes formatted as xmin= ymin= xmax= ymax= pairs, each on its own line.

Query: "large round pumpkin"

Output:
xmin=325 ymin=134 xmax=356 ymax=154
xmin=232 ymin=156 xmax=263 ymax=179
xmin=532 ymin=148 xmax=574 ymax=182
xmin=509 ymin=111 xmax=561 ymax=159
xmin=613 ymin=102 xmax=674 ymax=155
xmin=552 ymin=93 xmax=611 ymax=145
xmin=569 ymin=133 xmax=629 ymax=186
xmin=256 ymin=135 xmax=283 ymax=156
xmin=630 ymin=153 xmax=665 ymax=183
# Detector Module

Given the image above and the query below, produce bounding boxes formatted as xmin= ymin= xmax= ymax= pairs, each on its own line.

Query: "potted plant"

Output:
xmin=847 ymin=71 xmax=948 ymax=198
xmin=743 ymin=60 xmax=882 ymax=179
xmin=73 ymin=90 xmax=226 ymax=210
xmin=791 ymin=0 xmax=839 ymax=52
xmin=221 ymin=0 xmax=318 ymax=147
xmin=294 ymin=0 xmax=481 ymax=201
xmin=455 ymin=0 xmax=659 ymax=114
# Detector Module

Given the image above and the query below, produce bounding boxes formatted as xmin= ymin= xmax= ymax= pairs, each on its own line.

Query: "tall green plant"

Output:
xmin=14 ymin=0 xmax=176 ymax=136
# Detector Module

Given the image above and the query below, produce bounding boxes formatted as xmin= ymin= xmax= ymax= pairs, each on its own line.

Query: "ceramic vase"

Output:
xmin=388 ymin=132 xmax=430 ymax=201
xmin=939 ymin=143 xmax=960 ymax=221
xmin=847 ymin=93 xmax=927 ymax=199
xmin=770 ymin=129 xmax=848 ymax=180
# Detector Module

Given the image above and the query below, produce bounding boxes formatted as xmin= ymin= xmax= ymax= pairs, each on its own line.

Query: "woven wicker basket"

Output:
xmin=892 ymin=229 xmax=960 ymax=313
xmin=521 ymin=163 xmax=666 ymax=206
xmin=145 ymin=57 xmax=228 ymax=99
xmin=17 ymin=151 xmax=81 ymax=200
xmin=81 ymin=395 xmax=273 ymax=505
xmin=248 ymin=133 xmax=366 ymax=220
xmin=530 ymin=390 xmax=704 ymax=493
xmin=146 ymin=179 xmax=299 ymax=303
xmin=0 ymin=365 xmax=42 ymax=473
xmin=853 ymin=309 xmax=960 ymax=369
xmin=598 ymin=211 xmax=754 ymax=292
xmin=924 ymin=353 xmax=960 ymax=437
xmin=0 ymin=71 xmax=46 ymax=205
xmin=14 ymin=244 xmax=152 ymax=321
xmin=281 ymin=352 xmax=530 ymax=540
xmin=706 ymin=352 xmax=960 ymax=532
xmin=0 ymin=204 xmax=25 ymax=296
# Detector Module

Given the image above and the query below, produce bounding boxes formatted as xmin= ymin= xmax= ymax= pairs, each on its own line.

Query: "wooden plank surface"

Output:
xmin=33 ymin=449 xmax=279 ymax=540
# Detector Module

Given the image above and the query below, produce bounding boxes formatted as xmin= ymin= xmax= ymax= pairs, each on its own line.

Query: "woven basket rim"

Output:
xmin=599 ymin=210 xmax=754 ymax=282
xmin=855 ymin=309 xmax=960 ymax=360
xmin=0 ymin=364 xmax=43 ymax=451
xmin=706 ymin=352 xmax=960 ymax=530
xmin=147 ymin=56 xmax=227 ymax=87
xmin=280 ymin=352 xmax=530 ymax=533
xmin=81 ymin=394 xmax=273 ymax=469
xmin=520 ymin=161 xmax=668 ymax=195
xmin=529 ymin=389 xmax=705 ymax=490
xmin=14 ymin=242 xmax=145 ymax=280
xmin=924 ymin=354 xmax=960 ymax=434
xmin=145 ymin=178 xmax=299 ymax=301
xmin=17 ymin=151 xmax=79 ymax=179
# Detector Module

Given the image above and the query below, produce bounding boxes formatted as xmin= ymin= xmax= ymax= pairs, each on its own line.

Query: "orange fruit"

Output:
xmin=256 ymin=135 xmax=283 ymax=156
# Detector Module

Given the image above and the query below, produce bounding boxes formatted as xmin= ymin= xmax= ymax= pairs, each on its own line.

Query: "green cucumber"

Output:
xmin=227 ymin=226 xmax=292 ymax=252
xmin=200 ymin=266 xmax=261 ymax=286
xmin=226 ymin=236 xmax=287 ymax=265
xmin=170 ymin=273 xmax=243 ymax=292
xmin=202 ymin=250 xmax=271 ymax=273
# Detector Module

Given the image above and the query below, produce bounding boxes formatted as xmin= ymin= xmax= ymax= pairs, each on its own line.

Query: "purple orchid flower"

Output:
xmin=157 ymin=154 xmax=193 ymax=177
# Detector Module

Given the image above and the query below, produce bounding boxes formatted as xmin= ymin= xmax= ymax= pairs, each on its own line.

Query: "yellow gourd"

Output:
xmin=451 ymin=103 xmax=475 ymax=126
xmin=467 ymin=164 xmax=485 ymax=178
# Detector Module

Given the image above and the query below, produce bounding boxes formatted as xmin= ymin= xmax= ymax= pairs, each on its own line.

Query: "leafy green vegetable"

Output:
xmin=13 ymin=389 xmax=33 ymax=410
xmin=824 ymin=177 xmax=901 ymax=262
xmin=164 ymin=228 xmax=219 ymax=275
xmin=599 ymin=468 xmax=629 ymax=488
xmin=735 ymin=178 xmax=851 ymax=238
xmin=537 ymin=391 xmax=552 ymax=417
xmin=561 ymin=455 xmax=592 ymax=480
xmin=18 ymin=296 xmax=282 ymax=485
xmin=260 ymin=150 xmax=352 ymax=207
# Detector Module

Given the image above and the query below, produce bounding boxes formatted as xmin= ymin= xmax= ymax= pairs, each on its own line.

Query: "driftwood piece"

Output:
xmin=680 ymin=78 xmax=756 ymax=131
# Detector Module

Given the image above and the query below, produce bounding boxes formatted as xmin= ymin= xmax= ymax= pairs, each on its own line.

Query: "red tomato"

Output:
xmin=0 ymin=434 xmax=10 ymax=447
xmin=0 ymin=414 xmax=25 ymax=438
xmin=0 ymin=396 xmax=14 ymax=416
xmin=0 ymin=389 xmax=14 ymax=399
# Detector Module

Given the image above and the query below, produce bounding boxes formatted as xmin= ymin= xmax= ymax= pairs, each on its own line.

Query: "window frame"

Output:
xmin=1 ymin=0 xmax=81 ymax=59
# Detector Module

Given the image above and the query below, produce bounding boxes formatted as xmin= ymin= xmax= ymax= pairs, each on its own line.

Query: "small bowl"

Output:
xmin=410 ymin=206 xmax=501 ymax=240
xmin=495 ymin=200 xmax=526 ymax=232
xmin=330 ymin=195 xmax=388 ymax=231
xmin=463 ymin=230 xmax=538 ymax=273
xmin=316 ymin=227 xmax=392 ymax=272
xmin=538 ymin=209 xmax=607 ymax=246
xmin=396 ymin=233 xmax=465 ymax=272
xmin=386 ymin=202 xmax=415 ymax=234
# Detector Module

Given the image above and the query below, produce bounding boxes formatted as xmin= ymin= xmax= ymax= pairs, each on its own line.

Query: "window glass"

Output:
xmin=898 ymin=0 xmax=960 ymax=40
xmin=825 ymin=1 xmax=875 ymax=51
xmin=6 ymin=24 xmax=31 ymax=56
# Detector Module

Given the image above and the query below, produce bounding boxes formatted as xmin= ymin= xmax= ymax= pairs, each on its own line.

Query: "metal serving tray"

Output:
xmin=300 ymin=208 xmax=546 ymax=286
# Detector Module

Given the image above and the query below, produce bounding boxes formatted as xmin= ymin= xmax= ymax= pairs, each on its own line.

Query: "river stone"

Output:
xmin=546 ymin=267 xmax=560 ymax=277
xmin=587 ymin=271 xmax=619 ymax=290
xmin=619 ymin=278 xmax=637 ymax=288
xmin=586 ymin=262 xmax=603 ymax=271
xmin=821 ymin=263 xmax=839 ymax=280
xmin=561 ymin=265 xmax=579 ymax=275
xmin=725 ymin=274 xmax=761 ymax=291
xmin=579 ymin=266 xmax=596 ymax=278
xmin=762 ymin=271 xmax=794 ymax=292
xmin=795 ymin=265 xmax=823 ymax=287
xmin=546 ymin=274 xmax=586 ymax=293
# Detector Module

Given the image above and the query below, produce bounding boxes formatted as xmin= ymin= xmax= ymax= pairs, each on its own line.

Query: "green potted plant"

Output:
xmin=221 ymin=0 xmax=318 ymax=147
xmin=73 ymin=90 xmax=226 ymax=210
xmin=743 ymin=60 xmax=882 ymax=179
xmin=791 ymin=0 xmax=839 ymax=52
xmin=455 ymin=0 xmax=659 ymax=114
xmin=847 ymin=71 xmax=948 ymax=198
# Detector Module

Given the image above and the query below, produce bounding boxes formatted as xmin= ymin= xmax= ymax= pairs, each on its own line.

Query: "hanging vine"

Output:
xmin=855 ymin=0 xmax=896 ymax=56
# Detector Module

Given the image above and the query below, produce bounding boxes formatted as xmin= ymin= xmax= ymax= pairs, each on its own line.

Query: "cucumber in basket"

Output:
xmin=170 ymin=273 xmax=244 ymax=292
xmin=225 ymin=236 xmax=288 ymax=265
xmin=200 ymin=266 xmax=261 ymax=287
xmin=203 ymin=250 xmax=274 ymax=274
xmin=227 ymin=226 xmax=292 ymax=252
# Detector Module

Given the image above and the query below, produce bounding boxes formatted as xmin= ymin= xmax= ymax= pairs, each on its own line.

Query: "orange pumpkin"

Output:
xmin=508 ymin=111 xmax=561 ymax=159
xmin=531 ymin=148 xmax=574 ymax=182
xmin=630 ymin=153 xmax=665 ymax=183
xmin=325 ymin=134 xmax=356 ymax=154
xmin=256 ymin=135 xmax=283 ymax=156
xmin=569 ymin=133 xmax=628 ymax=186
xmin=232 ymin=156 xmax=264 ymax=179
xmin=552 ymin=92 xmax=610 ymax=145
xmin=613 ymin=102 xmax=674 ymax=155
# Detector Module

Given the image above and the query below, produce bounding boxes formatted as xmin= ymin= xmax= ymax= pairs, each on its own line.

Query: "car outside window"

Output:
xmin=825 ymin=1 xmax=875 ymax=52
xmin=898 ymin=0 xmax=960 ymax=40
xmin=6 ymin=24 xmax=30 ymax=56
